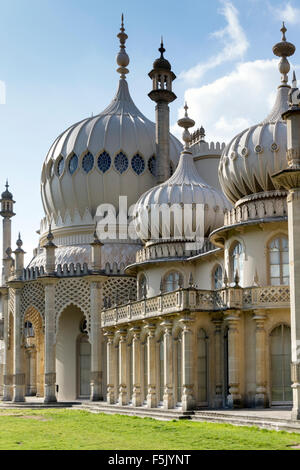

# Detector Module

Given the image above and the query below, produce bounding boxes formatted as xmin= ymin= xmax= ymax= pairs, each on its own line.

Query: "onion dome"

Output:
xmin=1 ymin=180 xmax=13 ymax=201
xmin=40 ymin=19 xmax=182 ymax=237
xmin=134 ymin=104 xmax=230 ymax=241
xmin=219 ymin=23 xmax=296 ymax=205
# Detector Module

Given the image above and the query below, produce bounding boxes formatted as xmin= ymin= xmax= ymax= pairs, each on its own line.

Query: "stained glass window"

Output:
xmin=132 ymin=154 xmax=145 ymax=175
xmin=148 ymin=155 xmax=156 ymax=176
xmin=97 ymin=151 xmax=111 ymax=173
xmin=115 ymin=152 xmax=128 ymax=174
xmin=57 ymin=157 xmax=64 ymax=176
xmin=82 ymin=152 xmax=94 ymax=173
xmin=69 ymin=154 xmax=78 ymax=175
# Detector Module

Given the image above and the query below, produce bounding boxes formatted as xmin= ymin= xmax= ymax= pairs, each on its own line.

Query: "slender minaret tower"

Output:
xmin=148 ymin=39 xmax=176 ymax=184
xmin=0 ymin=181 xmax=15 ymax=284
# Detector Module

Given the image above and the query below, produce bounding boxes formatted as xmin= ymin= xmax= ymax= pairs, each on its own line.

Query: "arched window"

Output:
xmin=268 ymin=236 xmax=289 ymax=286
xmin=270 ymin=324 xmax=292 ymax=403
xmin=138 ymin=274 xmax=147 ymax=299
xmin=213 ymin=265 xmax=223 ymax=289
xmin=162 ymin=271 xmax=183 ymax=293
xmin=231 ymin=242 xmax=244 ymax=285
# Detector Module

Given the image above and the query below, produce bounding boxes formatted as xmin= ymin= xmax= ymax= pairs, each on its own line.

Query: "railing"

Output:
xmin=135 ymin=240 xmax=218 ymax=264
xmin=101 ymin=285 xmax=290 ymax=327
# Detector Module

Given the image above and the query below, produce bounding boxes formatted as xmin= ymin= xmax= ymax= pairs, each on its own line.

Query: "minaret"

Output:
xmin=0 ymin=181 xmax=15 ymax=284
xmin=148 ymin=39 xmax=176 ymax=184
xmin=271 ymin=25 xmax=300 ymax=420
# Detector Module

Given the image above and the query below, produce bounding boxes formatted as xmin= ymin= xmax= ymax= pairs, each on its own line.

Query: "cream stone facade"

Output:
xmin=1 ymin=20 xmax=300 ymax=420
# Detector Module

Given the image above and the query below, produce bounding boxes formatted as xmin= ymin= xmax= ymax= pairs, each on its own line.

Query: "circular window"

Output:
xmin=115 ymin=152 xmax=128 ymax=174
xmin=131 ymin=154 xmax=145 ymax=175
xmin=57 ymin=157 xmax=64 ymax=176
xmin=69 ymin=154 xmax=78 ymax=175
xmin=82 ymin=152 xmax=94 ymax=173
xmin=148 ymin=155 xmax=156 ymax=176
xmin=98 ymin=151 xmax=111 ymax=173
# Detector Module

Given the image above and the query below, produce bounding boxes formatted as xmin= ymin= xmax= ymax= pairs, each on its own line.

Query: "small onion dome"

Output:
xmin=153 ymin=39 xmax=171 ymax=71
xmin=134 ymin=104 xmax=230 ymax=241
xmin=218 ymin=25 xmax=296 ymax=205
xmin=1 ymin=181 xmax=13 ymax=201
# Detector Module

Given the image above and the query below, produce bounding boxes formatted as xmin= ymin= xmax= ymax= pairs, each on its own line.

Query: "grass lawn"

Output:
xmin=0 ymin=408 xmax=299 ymax=450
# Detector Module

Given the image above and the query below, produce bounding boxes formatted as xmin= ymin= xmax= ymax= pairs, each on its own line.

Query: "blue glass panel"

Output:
xmin=148 ymin=155 xmax=156 ymax=176
xmin=114 ymin=152 xmax=128 ymax=174
xmin=131 ymin=154 xmax=145 ymax=175
xmin=98 ymin=151 xmax=111 ymax=173
xmin=82 ymin=152 xmax=94 ymax=173
xmin=57 ymin=157 xmax=64 ymax=176
xmin=69 ymin=154 xmax=78 ymax=175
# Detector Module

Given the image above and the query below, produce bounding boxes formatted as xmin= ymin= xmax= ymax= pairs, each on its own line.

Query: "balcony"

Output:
xmin=101 ymin=285 xmax=290 ymax=327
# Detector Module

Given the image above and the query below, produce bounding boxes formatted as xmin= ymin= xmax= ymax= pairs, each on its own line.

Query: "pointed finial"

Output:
xmin=223 ymin=269 xmax=228 ymax=288
xmin=5 ymin=179 xmax=8 ymax=190
xmin=159 ymin=36 xmax=165 ymax=57
xmin=272 ymin=22 xmax=296 ymax=85
xmin=116 ymin=14 xmax=129 ymax=79
xmin=16 ymin=232 xmax=23 ymax=248
xmin=177 ymin=102 xmax=195 ymax=150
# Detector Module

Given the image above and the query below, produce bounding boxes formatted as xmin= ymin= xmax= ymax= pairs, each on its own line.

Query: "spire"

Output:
xmin=177 ymin=103 xmax=195 ymax=151
xmin=116 ymin=14 xmax=129 ymax=79
xmin=272 ymin=22 xmax=296 ymax=85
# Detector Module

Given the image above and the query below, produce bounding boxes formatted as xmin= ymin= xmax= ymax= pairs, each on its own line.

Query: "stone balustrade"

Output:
xmin=102 ymin=285 xmax=290 ymax=327
xmin=135 ymin=240 xmax=218 ymax=263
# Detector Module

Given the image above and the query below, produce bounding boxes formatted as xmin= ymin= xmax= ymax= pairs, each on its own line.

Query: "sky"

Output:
xmin=0 ymin=0 xmax=299 ymax=264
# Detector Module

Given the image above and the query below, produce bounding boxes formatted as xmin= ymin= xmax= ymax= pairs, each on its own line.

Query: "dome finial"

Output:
xmin=116 ymin=14 xmax=130 ymax=79
xmin=177 ymin=103 xmax=195 ymax=150
xmin=159 ymin=36 xmax=165 ymax=57
xmin=272 ymin=22 xmax=296 ymax=85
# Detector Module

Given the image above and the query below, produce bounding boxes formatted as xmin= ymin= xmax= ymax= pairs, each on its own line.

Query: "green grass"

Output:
xmin=0 ymin=408 xmax=299 ymax=450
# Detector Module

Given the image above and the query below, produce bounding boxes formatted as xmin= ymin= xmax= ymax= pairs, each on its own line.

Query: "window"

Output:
xmin=132 ymin=154 xmax=145 ymax=175
xmin=231 ymin=242 xmax=244 ymax=285
xmin=213 ymin=265 xmax=223 ymax=289
xmin=82 ymin=152 xmax=94 ymax=173
xmin=138 ymin=274 xmax=147 ymax=299
xmin=115 ymin=152 xmax=128 ymax=174
xmin=268 ymin=236 xmax=289 ymax=286
xmin=69 ymin=154 xmax=78 ymax=175
xmin=98 ymin=151 xmax=111 ymax=173
xmin=24 ymin=321 xmax=34 ymax=338
xmin=162 ymin=271 xmax=183 ymax=293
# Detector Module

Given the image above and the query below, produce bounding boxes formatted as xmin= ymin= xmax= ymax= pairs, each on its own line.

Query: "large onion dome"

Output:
xmin=219 ymin=24 xmax=295 ymax=205
xmin=134 ymin=105 xmax=230 ymax=242
xmin=40 ymin=20 xmax=182 ymax=239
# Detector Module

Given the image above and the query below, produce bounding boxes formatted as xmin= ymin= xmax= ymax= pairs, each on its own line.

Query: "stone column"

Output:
xmin=118 ymin=329 xmax=128 ymax=406
xmin=1 ymin=289 xmax=12 ymax=401
xmin=27 ymin=348 xmax=37 ymax=396
xmin=253 ymin=311 xmax=268 ymax=408
xmin=89 ymin=280 xmax=103 ymax=401
xmin=131 ymin=326 xmax=141 ymax=407
xmin=146 ymin=323 xmax=157 ymax=408
xmin=212 ymin=316 xmax=223 ymax=409
xmin=105 ymin=330 xmax=115 ymax=404
xmin=12 ymin=287 xmax=25 ymax=402
xmin=226 ymin=311 xmax=241 ymax=408
xmin=180 ymin=315 xmax=195 ymax=411
xmin=43 ymin=280 xmax=57 ymax=403
xmin=162 ymin=319 xmax=174 ymax=409
xmin=155 ymin=102 xmax=170 ymax=183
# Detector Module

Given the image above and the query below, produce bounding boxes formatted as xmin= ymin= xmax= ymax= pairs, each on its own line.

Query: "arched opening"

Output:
xmin=23 ymin=307 xmax=44 ymax=398
xmin=212 ymin=265 xmax=223 ymax=289
xmin=56 ymin=304 xmax=90 ymax=401
xmin=268 ymin=236 xmax=289 ymax=286
xmin=270 ymin=324 xmax=292 ymax=404
xmin=197 ymin=328 xmax=208 ymax=406
xmin=138 ymin=274 xmax=147 ymax=300
xmin=162 ymin=271 xmax=183 ymax=293
xmin=230 ymin=241 xmax=244 ymax=286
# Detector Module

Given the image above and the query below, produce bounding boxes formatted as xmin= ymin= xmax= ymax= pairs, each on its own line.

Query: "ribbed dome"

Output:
xmin=40 ymin=78 xmax=182 ymax=234
xmin=218 ymin=85 xmax=289 ymax=204
xmin=134 ymin=147 xmax=230 ymax=241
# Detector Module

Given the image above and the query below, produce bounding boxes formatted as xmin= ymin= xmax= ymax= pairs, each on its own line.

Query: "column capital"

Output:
xmin=224 ymin=310 xmax=241 ymax=323
xmin=179 ymin=314 xmax=195 ymax=330
xmin=160 ymin=318 xmax=173 ymax=333
xmin=117 ymin=328 xmax=127 ymax=340
xmin=143 ymin=322 xmax=157 ymax=337
xmin=40 ymin=277 xmax=59 ymax=287
xmin=130 ymin=326 xmax=141 ymax=339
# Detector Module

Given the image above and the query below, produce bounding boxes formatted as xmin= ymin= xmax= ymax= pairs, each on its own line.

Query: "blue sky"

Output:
xmin=0 ymin=0 xmax=299 ymax=262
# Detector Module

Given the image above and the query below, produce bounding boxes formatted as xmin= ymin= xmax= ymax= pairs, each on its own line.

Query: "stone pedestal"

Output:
xmin=146 ymin=324 xmax=157 ymax=408
xmin=43 ymin=281 xmax=57 ymax=403
xmin=162 ymin=320 xmax=174 ymax=409
xmin=253 ymin=312 xmax=268 ymax=408
xmin=226 ymin=311 xmax=242 ymax=409
xmin=131 ymin=327 xmax=141 ymax=407
xmin=180 ymin=315 xmax=195 ymax=411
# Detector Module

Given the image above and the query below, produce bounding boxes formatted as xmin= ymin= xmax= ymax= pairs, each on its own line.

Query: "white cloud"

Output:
xmin=271 ymin=1 xmax=300 ymax=25
xmin=172 ymin=59 xmax=288 ymax=144
xmin=179 ymin=1 xmax=249 ymax=83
